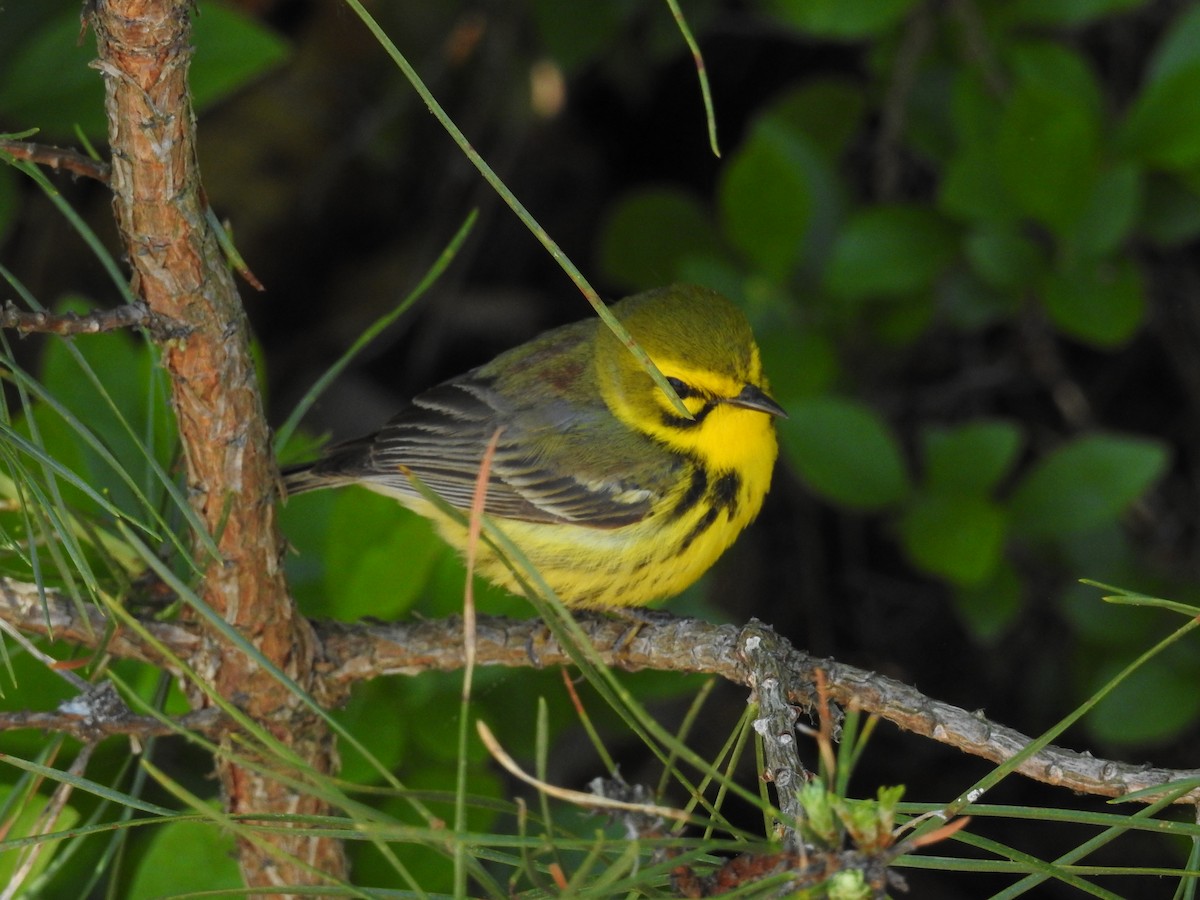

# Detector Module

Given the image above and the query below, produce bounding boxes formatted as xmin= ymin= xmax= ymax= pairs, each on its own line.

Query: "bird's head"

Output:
xmin=595 ymin=285 xmax=786 ymax=463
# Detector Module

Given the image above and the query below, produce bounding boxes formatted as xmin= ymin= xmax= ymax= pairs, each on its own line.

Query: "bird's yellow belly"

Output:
xmin=409 ymin=467 xmax=768 ymax=608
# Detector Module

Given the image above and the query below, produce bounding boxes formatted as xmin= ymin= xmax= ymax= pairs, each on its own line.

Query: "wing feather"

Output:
xmin=298 ymin=371 xmax=675 ymax=529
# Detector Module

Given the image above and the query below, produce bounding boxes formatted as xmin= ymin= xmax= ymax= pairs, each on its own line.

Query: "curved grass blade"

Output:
xmin=664 ymin=0 xmax=720 ymax=157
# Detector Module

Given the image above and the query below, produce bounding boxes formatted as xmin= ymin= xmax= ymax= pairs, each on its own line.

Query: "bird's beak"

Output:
xmin=727 ymin=384 xmax=788 ymax=419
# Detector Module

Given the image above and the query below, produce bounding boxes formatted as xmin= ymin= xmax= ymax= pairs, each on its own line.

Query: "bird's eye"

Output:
xmin=665 ymin=377 xmax=694 ymax=398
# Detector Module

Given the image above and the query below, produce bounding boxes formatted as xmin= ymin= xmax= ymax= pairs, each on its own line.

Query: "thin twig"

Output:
xmin=0 ymin=300 xmax=177 ymax=337
xmin=738 ymin=619 xmax=811 ymax=846
xmin=0 ymin=695 xmax=224 ymax=742
xmin=0 ymin=140 xmax=112 ymax=184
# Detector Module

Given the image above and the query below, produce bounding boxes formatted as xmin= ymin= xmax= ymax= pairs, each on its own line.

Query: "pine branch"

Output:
xmin=3 ymin=577 xmax=1196 ymax=808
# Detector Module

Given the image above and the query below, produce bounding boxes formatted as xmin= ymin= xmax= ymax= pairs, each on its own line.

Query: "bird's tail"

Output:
xmin=279 ymin=434 xmax=376 ymax=499
xmin=280 ymin=464 xmax=345 ymax=498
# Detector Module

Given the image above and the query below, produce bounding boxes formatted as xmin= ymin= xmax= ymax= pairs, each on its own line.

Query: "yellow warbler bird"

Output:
xmin=283 ymin=284 xmax=785 ymax=608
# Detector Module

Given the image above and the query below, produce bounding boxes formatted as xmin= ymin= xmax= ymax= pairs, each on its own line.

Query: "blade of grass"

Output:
xmin=1083 ymin=579 xmax=1200 ymax=618
xmin=699 ymin=700 xmax=757 ymax=843
xmin=560 ymin=668 xmax=619 ymax=778
xmin=0 ymin=754 xmax=174 ymax=819
xmin=0 ymin=425 xmax=149 ymax=538
xmin=1176 ymin=830 xmax=1200 ymax=900
xmin=663 ymin=0 xmax=720 ymax=157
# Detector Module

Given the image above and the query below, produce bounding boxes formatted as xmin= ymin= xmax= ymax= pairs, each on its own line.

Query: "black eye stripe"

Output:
xmin=665 ymin=376 xmax=699 ymax=399
xmin=661 ymin=403 xmax=714 ymax=429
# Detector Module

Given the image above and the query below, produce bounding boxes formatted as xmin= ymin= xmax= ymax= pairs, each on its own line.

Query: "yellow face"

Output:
xmin=638 ymin=352 xmax=780 ymax=493
xmin=593 ymin=284 xmax=784 ymax=485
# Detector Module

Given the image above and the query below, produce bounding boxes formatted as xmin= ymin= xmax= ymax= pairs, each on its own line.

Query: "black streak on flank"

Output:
xmin=677 ymin=505 xmax=719 ymax=554
xmin=671 ymin=465 xmax=708 ymax=519
xmin=711 ymin=471 xmax=741 ymax=518
xmin=676 ymin=470 xmax=743 ymax=554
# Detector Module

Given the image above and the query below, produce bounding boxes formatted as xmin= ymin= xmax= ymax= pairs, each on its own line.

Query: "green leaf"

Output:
xmin=0 ymin=13 xmax=105 ymax=138
xmin=940 ymin=73 xmax=1023 ymax=224
xmin=127 ymin=819 xmax=240 ymax=900
xmin=189 ymin=1 xmax=290 ymax=111
xmin=953 ymin=562 xmax=1024 ymax=642
xmin=597 ymin=188 xmax=722 ymax=292
xmin=332 ymin=679 xmax=409 ymax=783
xmin=758 ymin=328 xmax=839 ymax=401
xmin=923 ymin=420 xmax=1023 ymax=495
xmin=750 ymin=105 xmax=847 ymax=279
xmin=422 ymin=549 xmax=527 ymax=617
xmin=762 ymin=0 xmax=921 ymax=38
xmin=30 ymin=302 xmax=175 ymax=519
xmin=950 ymin=72 xmax=1002 ymax=149
xmin=991 ymin=44 xmax=1106 ymax=235
xmin=1040 ymin=257 xmax=1145 ymax=347
xmin=1008 ymin=42 xmax=1105 ymax=116
xmin=718 ymin=120 xmax=814 ymax=282
xmin=904 ymin=64 xmax=957 ymax=164
xmin=1009 ymin=434 xmax=1169 ymax=539
xmin=898 ymin=492 xmax=1007 ymax=586
xmin=1068 ymin=164 xmax=1142 ymax=257
xmin=320 ymin=489 xmax=446 ymax=620
xmin=941 ymin=145 xmax=1021 ymax=224
xmin=766 ymin=80 xmax=867 ymax=160
xmin=872 ymin=292 xmax=935 ymax=345
xmin=995 ymin=82 xmax=1099 ymax=234
xmin=824 ymin=206 xmax=957 ymax=299
xmin=1086 ymin=650 xmax=1200 ymax=746
xmin=938 ymin=268 xmax=1020 ymax=330
xmin=1120 ymin=61 xmax=1200 ymax=169
xmin=964 ymin=225 xmax=1044 ymax=290
xmin=780 ymin=397 xmax=910 ymax=509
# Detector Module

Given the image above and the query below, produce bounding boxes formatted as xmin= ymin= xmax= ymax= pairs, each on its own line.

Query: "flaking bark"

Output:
xmin=90 ymin=1 xmax=345 ymax=891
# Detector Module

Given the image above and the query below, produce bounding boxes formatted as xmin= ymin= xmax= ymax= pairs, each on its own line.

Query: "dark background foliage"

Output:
xmin=3 ymin=0 xmax=1199 ymax=895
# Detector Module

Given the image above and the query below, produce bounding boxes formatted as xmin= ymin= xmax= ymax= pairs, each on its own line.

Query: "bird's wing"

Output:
xmin=349 ymin=374 xmax=676 ymax=529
